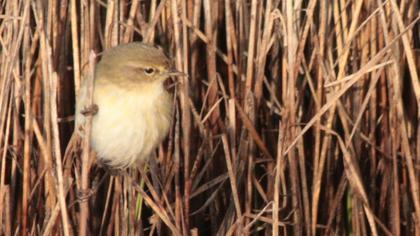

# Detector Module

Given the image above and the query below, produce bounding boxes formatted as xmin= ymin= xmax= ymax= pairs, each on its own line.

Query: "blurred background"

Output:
xmin=0 ymin=0 xmax=419 ymax=235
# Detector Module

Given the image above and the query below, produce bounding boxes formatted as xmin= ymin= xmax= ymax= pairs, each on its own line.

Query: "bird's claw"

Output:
xmin=81 ymin=104 xmax=99 ymax=116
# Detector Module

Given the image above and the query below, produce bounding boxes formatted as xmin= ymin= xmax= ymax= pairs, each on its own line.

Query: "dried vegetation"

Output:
xmin=0 ymin=0 xmax=419 ymax=235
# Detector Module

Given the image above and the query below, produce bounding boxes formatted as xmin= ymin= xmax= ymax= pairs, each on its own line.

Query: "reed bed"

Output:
xmin=0 ymin=0 xmax=419 ymax=235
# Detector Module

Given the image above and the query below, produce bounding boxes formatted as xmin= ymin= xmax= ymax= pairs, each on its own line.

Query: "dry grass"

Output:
xmin=0 ymin=0 xmax=419 ymax=235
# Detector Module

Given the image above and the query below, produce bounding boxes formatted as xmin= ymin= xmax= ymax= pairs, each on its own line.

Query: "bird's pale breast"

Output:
xmin=76 ymin=81 xmax=172 ymax=168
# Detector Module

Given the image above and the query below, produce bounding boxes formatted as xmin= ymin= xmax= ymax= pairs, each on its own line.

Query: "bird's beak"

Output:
xmin=165 ymin=68 xmax=188 ymax=78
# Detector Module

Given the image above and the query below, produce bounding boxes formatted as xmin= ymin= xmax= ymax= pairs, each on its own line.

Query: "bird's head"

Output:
xmin=95 ymin=42 xmax=185 ymax=86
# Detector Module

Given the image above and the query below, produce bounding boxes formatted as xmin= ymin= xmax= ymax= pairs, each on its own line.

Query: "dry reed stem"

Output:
xmin=78 ymin=51 xmax=96 ymax=236
xmin=0 ymin=0 xmax=419 ymax=235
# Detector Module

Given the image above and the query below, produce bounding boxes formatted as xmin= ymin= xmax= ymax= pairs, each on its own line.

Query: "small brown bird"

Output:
xmin=75 ymin=42 xmax=183 ymax=169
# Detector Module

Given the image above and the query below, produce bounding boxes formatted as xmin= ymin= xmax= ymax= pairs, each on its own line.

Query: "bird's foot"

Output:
xmin=81 ymin=104 xmax=99 ymax=116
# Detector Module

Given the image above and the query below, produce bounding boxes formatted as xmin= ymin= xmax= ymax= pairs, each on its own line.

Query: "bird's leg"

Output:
xmin=80 ymin=104 xmax=99 ymax=116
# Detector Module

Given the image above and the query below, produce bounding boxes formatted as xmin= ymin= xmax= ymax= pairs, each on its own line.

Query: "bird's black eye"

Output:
xmin=144 ymin=67 xmax=156 ymax=75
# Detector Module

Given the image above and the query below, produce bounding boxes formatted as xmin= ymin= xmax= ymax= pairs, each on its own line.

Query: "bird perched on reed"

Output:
xmin=75 ymin=42 xmax=184 ymax=169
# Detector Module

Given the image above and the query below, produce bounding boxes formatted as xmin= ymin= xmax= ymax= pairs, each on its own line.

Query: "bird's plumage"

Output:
xmin=75 ymin=42 xmax=174 ymax=168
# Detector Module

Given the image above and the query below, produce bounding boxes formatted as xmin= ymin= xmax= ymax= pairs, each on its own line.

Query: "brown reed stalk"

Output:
xmin=0 ymin=0 xmax=419 ymax=235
